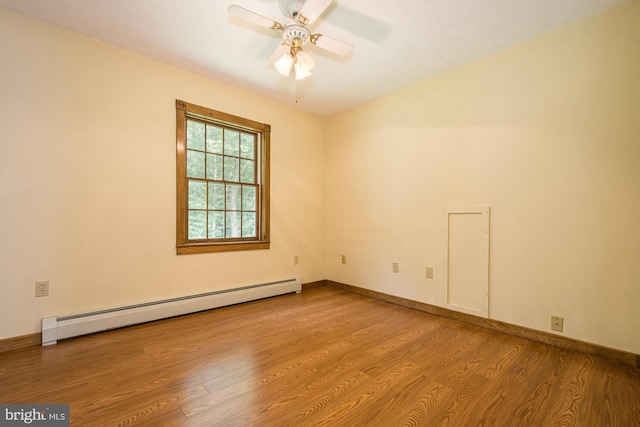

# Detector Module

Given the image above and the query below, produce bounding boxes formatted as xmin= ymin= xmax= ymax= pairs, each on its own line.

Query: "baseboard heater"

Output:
xmin=41 ymin=277 xmax=301 ymax=346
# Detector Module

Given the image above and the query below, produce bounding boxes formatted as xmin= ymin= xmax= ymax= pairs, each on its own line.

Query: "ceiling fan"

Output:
xmin=228 ymin=0 xmax=353 ymax=80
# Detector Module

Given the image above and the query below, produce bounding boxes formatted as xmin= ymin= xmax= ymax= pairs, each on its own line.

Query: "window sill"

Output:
xmin=176 ymin=241 xmax=270 ymax=254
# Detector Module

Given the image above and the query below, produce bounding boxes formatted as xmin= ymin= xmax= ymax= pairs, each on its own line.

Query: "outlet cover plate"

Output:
xmin=36 ymin=281 xmax=49 ymax=297
xmin=551 ymin=316 xmax=564 ymax=332
xmin=425 ymin=267 xmax=434 ymax=279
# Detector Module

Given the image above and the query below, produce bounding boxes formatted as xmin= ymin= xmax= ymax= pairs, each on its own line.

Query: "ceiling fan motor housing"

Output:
xmin=282 ymin=22 xmax=311 ymax=45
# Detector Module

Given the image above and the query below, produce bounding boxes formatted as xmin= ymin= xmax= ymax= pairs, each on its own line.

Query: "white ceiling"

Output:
xmin=0 ymin=0 xmax=628 ymax=116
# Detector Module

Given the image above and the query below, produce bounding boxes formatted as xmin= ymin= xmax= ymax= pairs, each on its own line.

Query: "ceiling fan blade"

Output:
xmin=268 ymin=43 xmax=291 ymax=65
xmin=228 ymin=5 xmax=283 ymax=31
xmin=311 ymin=33 xmax=353 ymax=56
xmin=299 ymin=0 xmax=333 ymax=24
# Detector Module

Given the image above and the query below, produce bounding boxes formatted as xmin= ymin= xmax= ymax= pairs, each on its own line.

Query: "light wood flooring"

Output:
xmin=1 ymin=286 xmax=639 ymax=426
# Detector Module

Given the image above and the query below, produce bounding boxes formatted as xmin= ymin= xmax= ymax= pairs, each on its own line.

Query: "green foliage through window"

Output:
xmin=185 ymin=119 xmax=258 ymax=240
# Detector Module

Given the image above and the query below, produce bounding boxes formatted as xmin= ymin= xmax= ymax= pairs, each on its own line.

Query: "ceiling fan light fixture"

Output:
xmin=275 ymin=52 xmax=294 ymax=76
xmin=294 ymin=50 xmax=314 ymax=80
xmin=295 ymin=63 xmax=312 ymax=80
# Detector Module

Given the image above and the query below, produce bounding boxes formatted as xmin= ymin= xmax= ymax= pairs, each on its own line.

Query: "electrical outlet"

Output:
xmin=425 ymin=267 xmax=434 ymax=279
xmin=341 ymin=255 xmax=347 ymax=264
xmin=36 ymin=281 xmax=49 ymax=297
xmin=392 ymin=263 xmax=399 ymax=273
xmin=293 ymin=255 xmax=299 ymax=265
xmin=551 ymin=316 xmax=564 ymax=332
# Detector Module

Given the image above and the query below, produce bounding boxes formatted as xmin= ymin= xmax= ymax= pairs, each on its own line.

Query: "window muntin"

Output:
xmin=176 ymin=100 xmax=270 ymax=254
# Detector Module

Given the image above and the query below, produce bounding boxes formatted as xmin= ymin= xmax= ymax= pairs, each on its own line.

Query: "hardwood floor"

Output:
xmin=1 ymin=287 xmax=639 ymax=426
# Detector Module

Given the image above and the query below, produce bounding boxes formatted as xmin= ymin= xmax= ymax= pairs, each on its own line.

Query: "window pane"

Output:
xmin=240 ymin=159 xmax=255 ymax=184
xmin=186 ymin=120 xmax=205 ymax=151
xmin=206 ymin=125 xmax=223 ymax=154
xmin=186 ymin=150 xmax=205 ymax=178
xmin=226 ymin=184 xmax=241 ymax=211
xmin=242 ymin=186 xmax=256 ymax=211
xmin=224 ymin=157 xmax=239 ymax=182
xmin=188 ymin=180 xmax=207 ymax=209
xmin=188 ymin=210 xmax=207 ymax=240
xmin=224 ymin=129 xmax=240 ymax=157
xmin=240 ymin=133 xmax=255 ymax=160
xmin=242 ymin=212 xmax=256 ymax=237
xmin=208 ymin=211 xmax=225 ymax=239
xmin=208 ymin=182 xmax=225 ymax=210
xmin=226 ymin=211 xmax=241 ymax=238
xmin=206 ymin=154 xmax=223 ymax=180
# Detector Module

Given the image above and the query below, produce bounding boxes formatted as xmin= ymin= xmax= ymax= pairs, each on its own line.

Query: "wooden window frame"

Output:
xmin=176 ymin=100 xmax=270 ymax=254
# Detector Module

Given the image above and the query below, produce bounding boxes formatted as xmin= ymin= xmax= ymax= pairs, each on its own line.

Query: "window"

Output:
xmin=176 ymin=100 xmax=270 ymax=254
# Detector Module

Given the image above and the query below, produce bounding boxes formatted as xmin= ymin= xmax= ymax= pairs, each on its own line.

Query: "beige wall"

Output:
xmin=325 ymin=2 xmax=640 ymax=353
xmin=0 ymin=9 xmax=326 ymax=340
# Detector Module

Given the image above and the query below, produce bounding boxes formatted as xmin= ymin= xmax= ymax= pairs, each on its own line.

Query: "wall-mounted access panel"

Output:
xmin=442 ymin=206 xmax=490 ymax=318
